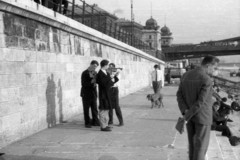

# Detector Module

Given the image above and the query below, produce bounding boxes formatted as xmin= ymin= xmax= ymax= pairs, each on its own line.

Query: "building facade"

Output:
xmin=161 ymin=25 xmax=173 ymax=48
xmin=116 ymin=18 xmax=143 ymax=40
xmin=142 ymin=17 xmax=162 ymax=58
xmin=67 ymin=4 xmax=119 ymax=35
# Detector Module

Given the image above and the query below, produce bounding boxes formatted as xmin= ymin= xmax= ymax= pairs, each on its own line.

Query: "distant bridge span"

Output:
xmin=162 ymin=36 xmax=240 ymax=61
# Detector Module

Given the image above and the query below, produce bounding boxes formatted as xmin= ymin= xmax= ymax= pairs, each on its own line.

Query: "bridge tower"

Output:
xmin=142 ymin=17 xmax=161 ymax=52
xmin=161 ymin=25 xmax=173 ymax=48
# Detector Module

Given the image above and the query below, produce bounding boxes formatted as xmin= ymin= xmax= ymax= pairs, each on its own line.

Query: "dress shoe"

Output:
xmin=227 ymin=119 xmax=233 ymax=122
xmin=107 ymin=125 xmax=113 ymax=129
xmin=118 ymin=123 xmax=124 ymax=127
xmin=101 ymin=127 xmax=111 ymax=131
xmin=85 ymin=124 xmax=92 ymax=128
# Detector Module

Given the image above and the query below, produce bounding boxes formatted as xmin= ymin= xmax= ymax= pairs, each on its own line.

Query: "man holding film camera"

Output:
xmin=107 ymin=63 xmax=124 ymax=127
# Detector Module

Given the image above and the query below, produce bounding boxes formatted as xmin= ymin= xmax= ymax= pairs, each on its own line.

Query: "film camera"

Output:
xmin=107 ymin=67 xmax=123 ymax=75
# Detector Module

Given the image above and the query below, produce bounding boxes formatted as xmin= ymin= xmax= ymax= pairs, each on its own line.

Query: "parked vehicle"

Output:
xmin=230 ymin=68 xmax=240 ymax=77
xmin=165 ymin=61 xmax=186 ymax=80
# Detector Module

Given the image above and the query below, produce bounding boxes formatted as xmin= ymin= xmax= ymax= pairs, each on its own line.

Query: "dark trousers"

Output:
xmin=152 ymin=81 xmax=162 ymax=93
xmin=215 ymin=125 xmax=231 ymax=137
xmin=34 ymin=0 xmax=40 ymax=4
xmin=82 ymin=97 xmax=99 ymax=125
xmin=52 ymin=0 xmax=69 ymax=15
xmin=108 ymin=87 xmax=123 ymax=124
xmin=34 ymin=0 xmax=49 ymax=7
xmin=186 ymin=120 xmax=211 ymax=160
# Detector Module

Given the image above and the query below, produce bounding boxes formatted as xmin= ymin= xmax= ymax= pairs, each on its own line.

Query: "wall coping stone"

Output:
xmin=0 ymin=0 xmax=165 ymax=64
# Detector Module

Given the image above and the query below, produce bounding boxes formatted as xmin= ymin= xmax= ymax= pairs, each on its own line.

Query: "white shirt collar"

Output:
xmin=101 ymin=69 xmax=107 ymax=75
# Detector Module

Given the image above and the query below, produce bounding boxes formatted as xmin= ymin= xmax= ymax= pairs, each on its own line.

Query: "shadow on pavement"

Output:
xmin=0 ymin=155 xmax=72 ymax=160
xmin=98 ymin=155 xmax=118 ymax=160
xmin=139 ymin=118 xmax=178 ymax=122
xmin=52 ymin=123 xmax=101 ymax=131
xmin=121 ymin=105 xmax=150 ymax=110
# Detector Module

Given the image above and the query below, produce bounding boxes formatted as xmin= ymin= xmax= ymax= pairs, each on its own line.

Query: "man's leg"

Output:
xmin=99 ymin=110 xmax=109 ymax=129
xmin=215 ymin=125 xmax=231 ymax=137
xmin=41 ymin=0 xmax=49 ymax=7
xmin=186 ymin=120 xmax=196 ymax=160
xmin=90 ymin=99 xmax=100 ymax=126
xmin=34 ymin=0 xmax=40 ymax=4
xmin=114 ymin=87 xmax=123 ymax=125
xmin=152 ymin=81 xmax=157 ymax=93
xmin=108 ymin=108 xmax=113 ymax=125
xmin=156 ymin=81 xmax=162 ymax=93
xmin=53 ymin=0 xmax=60 ymax=12
xmin=82 ymin=98 xmax=91 ymax=126
xmin=193 ymin=123 xmax=211 ymax=160
xmin=62 ymin=0 xmax=69 ymax=15
xmin=108 ymin=87 xmax=115 ymax=125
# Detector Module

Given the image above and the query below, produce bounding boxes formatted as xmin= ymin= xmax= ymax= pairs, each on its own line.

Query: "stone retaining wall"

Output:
xmin=0 ymin=0 xmax=164 ymax=148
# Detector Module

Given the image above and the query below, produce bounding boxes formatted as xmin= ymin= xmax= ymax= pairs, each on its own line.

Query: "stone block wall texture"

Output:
xmin=0 ymin=0 xmax=164 ymax=148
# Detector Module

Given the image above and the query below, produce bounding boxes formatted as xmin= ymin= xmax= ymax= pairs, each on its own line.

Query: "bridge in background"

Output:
xmin=162 ymin=36 xmax=240 ymax=61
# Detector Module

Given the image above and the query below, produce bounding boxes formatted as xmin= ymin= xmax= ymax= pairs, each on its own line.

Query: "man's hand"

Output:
xmin=183 ymin=109 xmax=191 ymax=121
xmin=115 ymin=71 xmax=120 ymax=77
xmin=91 ymin=79 xmax=96 ymax=84
xmin=110 ymin=74 xmax=115 ymax=78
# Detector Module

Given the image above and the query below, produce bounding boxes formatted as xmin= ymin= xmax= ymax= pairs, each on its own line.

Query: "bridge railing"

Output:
xmin=163 ymin=38 xmax=240 ymax=53
xmin=45 ymin=0 xmax=156 ymax=57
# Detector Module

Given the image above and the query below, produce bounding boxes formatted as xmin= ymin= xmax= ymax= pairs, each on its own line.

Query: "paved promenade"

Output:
xmin=0 ymin=86 xmax=183 ymax=160
xmin=0 ymin=85 xmax=239 ymax=160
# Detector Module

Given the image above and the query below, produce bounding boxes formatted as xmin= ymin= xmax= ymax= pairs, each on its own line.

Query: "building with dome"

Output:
xmin=142 ymin=17 xmax=161 ymax=52
xmin=161 ymin=25 xmax=173 ymax=48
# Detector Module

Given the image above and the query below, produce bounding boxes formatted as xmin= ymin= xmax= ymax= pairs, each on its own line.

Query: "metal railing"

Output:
xmin=36 ymin=0 xmax=157 ymax=58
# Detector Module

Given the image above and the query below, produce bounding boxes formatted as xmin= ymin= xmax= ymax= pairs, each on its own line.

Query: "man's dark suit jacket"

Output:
xmin=80 ymin=69 xmax=97 ymax=100
xmin=96 ymin=70 xmax=119 ymax=110
xmin=177 ymin=66 xmax=213 ymax=125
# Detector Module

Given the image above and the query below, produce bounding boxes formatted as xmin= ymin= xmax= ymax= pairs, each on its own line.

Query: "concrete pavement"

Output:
xmin=0 ymin=86 xmax=181 ymax=160
xmin=0 ymin=85 xmax=238 ymax=160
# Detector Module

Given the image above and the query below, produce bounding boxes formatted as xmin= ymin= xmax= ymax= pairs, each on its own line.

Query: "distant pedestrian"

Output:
xmin=166 ymin=68 xmax=171 ymax=84
xmin=96 ymin=60 xmax=119 ymax=132
xmin=80 ymin=60 xmax=100 ymax=128
xmin=190 ymin=63 xmax=195 ymax=70
xmin=186 ymin=65 xmax=191 ymax=71
xmin=107 ymin=63 xmax=124 ymax=127
xmin=151 ymin=64 xmax=164 ymax=93
xmin=177 ymin=55 xmax=219 ymax=160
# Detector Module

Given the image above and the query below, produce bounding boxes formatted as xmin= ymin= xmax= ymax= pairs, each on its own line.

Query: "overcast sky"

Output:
xmin=82 ymin=0 xmax=240 ymax=44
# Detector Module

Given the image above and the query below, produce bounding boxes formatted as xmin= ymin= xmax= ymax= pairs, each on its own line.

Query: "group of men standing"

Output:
xmin=80 ymin=60 xmax=124 ymax=132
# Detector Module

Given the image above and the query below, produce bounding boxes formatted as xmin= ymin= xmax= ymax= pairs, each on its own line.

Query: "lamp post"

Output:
xmin=131 ymin=0 xmax=133 ymax=46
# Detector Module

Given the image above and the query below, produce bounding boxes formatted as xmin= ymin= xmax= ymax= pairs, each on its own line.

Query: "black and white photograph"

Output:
xmin=0 ymin=0 xmax=239 ymax=159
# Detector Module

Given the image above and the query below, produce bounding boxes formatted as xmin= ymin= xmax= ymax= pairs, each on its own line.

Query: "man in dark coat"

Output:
xmin=177 ymin=55 xmax=219 ymax=160
xmin=80 ymin=60 xmax=100 ymax=128
xmin=96 ymin=60 xmax=119 ymax=132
